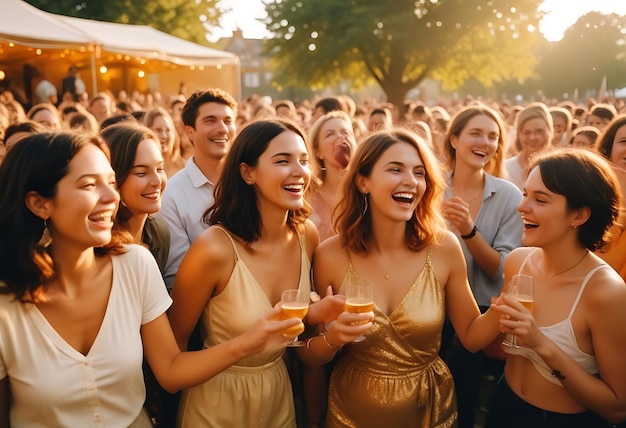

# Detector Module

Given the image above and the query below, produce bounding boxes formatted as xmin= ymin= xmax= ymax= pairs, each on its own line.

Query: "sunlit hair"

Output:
xmin=205 ymin=118 xmax=311 ymax=243
xmin=335 ymin=128 xmax=446 ymax=253
xmin=69 ymin=112 xmax=99 ymax=134
xmin=595 ymin=114 xmax=626 ymax=161
xmin=181 ymin=88 xmax=237 ymax=128
xmin=101 ymin=123 xmax=162 ymax=232
xmin=6 ymin=99 xmax=27 ymax=123
xmin=142 ymin=107 xmax=182 ymax=161
xmin=26 ymin=103 xmax=62 ymax=129
xmin=0 ymin=131 xmax=130 ymax=302
xmin=443 ymin=104 xmax=507 ymax=178
xmin=549 ymin=107 xmax=573 ymax=132
xmin=4 ymin=120 xmax=46 ymax=148
xmin=307 ymin=110 xmax=354 ymax=183
xmin=514 ymin=102 xmax=553 ymax=152
xmin=569 ymin=125 xmax=600 ymax=148
xmin=529 ymin=148 xmax=620 ymax=251
xmin=589 ymin=103 xmax=617 ymax=122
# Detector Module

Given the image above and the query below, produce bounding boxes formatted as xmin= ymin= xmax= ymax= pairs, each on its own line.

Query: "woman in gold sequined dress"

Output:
xmin=300 ymin=128 xmax=502 ymax=427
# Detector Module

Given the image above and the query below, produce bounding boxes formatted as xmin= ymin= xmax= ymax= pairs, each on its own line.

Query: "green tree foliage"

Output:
xmin=537 ymin=12 xmax=626 ymax=99
xmin=25 ymin=0 xmax=227 ymax=45
xmin=264 ymin=0 xmax=545 ymax=109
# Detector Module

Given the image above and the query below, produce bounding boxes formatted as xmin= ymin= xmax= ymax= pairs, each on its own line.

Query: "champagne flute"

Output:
xmin=345 ymin=276 xmax=374 ymax=342
xmin=501 ymin=274 xmax=534 ymax=348
xmin=280 ymin=289 xmax=309 ymax=347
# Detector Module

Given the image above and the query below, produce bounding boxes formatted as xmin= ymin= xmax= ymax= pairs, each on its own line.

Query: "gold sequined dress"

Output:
xmin=327 ymin=248 xmax=457 ymax=428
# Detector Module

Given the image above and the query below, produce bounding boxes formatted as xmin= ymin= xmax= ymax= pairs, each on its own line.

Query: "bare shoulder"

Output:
xmin=312 ymin=235 xmax=348 ymax=282
xmin=431 ymin=230 xmax=464 ymax=262
xmin=314 ymin=234 xmax=343 ymax=261
xmin=302 ymin=219 xmax=320 ymax=260
xmin=504 ymin=246 xmax=536 ymax=273
xmin=184 ymin=225 xmax=235 ymax=271
xmin=584 ymin=259 xmax=626 ymax=308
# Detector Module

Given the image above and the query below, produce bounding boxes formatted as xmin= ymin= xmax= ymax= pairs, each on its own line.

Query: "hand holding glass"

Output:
xmin=279 ymin=289 xmax=309 ymax=347
xmin=345 ymin=276 xmax=374 ymax=342
xmin=501 ymin=274 xmax=534 ymax=348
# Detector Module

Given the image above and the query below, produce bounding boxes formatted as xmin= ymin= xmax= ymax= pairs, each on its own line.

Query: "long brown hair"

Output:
xmin=335 ymin=128 xmax=446 ymax=253
xmin=206 ymin=118 xmax=311 ymax=243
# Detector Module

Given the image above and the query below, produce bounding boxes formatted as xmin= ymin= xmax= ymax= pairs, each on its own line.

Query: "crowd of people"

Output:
xmin=0 ymin=72 xmax=626 ymax=428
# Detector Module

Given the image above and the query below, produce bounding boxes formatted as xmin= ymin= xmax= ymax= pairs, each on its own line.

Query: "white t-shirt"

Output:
xmin=504 ymin=155 xmax=525 ymax=191
xmin=0 ymin=245 xmax=172 ymax=427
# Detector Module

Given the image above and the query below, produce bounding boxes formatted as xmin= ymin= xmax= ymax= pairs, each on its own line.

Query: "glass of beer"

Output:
xmin=280 ymin=289 xmax=309 ymax=347
xmin=345 ymin=276 xmax=374 ymax=342
xmin=502 ymin=274 xmax=534 ymax=348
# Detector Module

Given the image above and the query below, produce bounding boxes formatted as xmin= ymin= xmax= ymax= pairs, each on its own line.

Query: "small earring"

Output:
xmin=38 ymin=218 xmax=52 ymax=248
xmin=362 ymin=193 xmax=369 ymax=215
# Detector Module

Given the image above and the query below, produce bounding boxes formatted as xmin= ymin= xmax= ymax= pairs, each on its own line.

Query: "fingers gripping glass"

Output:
xmin=280 ymin=289 xmax=309 ymax=347
xmin=502 ymin=274 xmax=534 ymax=349
xmin=345 ymin=276 xmax=374 ymax=342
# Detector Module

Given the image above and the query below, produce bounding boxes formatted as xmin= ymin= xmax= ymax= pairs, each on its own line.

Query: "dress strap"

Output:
xmin=212 ymin=225 xmax=240 ymax=262
xmin=517 ymin=248 xmax=540 ymax=275
xmin=346 ymin=249 xmax=354 ymax=272
xmin=567 ymin=264 xmax=607 ymax=319
xmin=425 ymin=245 xmax=433 ymax=266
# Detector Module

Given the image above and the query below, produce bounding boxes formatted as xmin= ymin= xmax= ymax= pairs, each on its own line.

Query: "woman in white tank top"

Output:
xmin=486 ymin=148 xmax=626 ymax=427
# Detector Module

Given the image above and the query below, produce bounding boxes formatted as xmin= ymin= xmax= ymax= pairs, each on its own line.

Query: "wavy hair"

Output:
xmin=0 ymin=131 xmax=130 ymax=301
xmin=205 ymin=118 xmax=311 ymax=243
xmin=335 ymin=128 xmax=447 ymax=253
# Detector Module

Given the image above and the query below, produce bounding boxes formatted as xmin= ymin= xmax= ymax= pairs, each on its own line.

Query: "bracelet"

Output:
xmin=461 ymin=225 xmax=478 ymax=240
xmin=320 ymin=332 xmax=341 ymax=349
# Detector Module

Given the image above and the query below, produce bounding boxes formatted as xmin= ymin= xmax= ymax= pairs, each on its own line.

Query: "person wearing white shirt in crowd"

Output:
xmin=32 ymin=67 xmax=57 ymax=105
xmin=504 ymin=103 xmax=554 ymax=191
xmin=0 ymin=131 xmax=300 ymax=427
xmin=156 ymin=89 xmax=237 ymax=290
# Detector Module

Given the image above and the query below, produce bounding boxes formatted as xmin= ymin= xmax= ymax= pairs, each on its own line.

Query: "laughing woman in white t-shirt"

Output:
xmin=0 ymin=131 xmax=302 ymax=427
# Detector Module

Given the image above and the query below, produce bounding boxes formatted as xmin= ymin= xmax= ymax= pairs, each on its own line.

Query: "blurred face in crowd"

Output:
xmin=551 ymin=115 xmax=567 ymax=145
xmin=150 ymin=114 xmax=176 ymax=156
xmin=368 ymin=112 xmax=391 ymax=133
xmin=90 ymin=98 xmax=112 ymax=123
xmin=586 ymin=114 xmax=610 ymax=131
xmin=519 ymin=118 xmax=550 ymax=157
xmin=609 ymin=124 xmax=626 ymax=170
xmin=31 ymin=108 xmax=60 ymax=129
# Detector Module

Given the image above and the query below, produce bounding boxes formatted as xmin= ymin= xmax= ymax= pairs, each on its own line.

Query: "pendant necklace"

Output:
xmin=544 ymin=250 xmax=589 ymax=282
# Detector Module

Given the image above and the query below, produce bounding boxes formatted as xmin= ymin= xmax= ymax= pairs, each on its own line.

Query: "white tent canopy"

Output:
xmin=0 ymin=0 xmax=240 ymax=97
xmin=57 ymin=15 xmax=238 ymax=67
xmin=0 ymin=0 xmax=91 ymax=48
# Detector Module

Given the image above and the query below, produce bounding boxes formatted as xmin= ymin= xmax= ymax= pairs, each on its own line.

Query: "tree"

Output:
xmin=25 ymin=0 xmax=227 ymax=45
xmin=536 ymin=12 xmax=626 ymax=99
xmin=264 ymin=0 xmax=545 ymax=110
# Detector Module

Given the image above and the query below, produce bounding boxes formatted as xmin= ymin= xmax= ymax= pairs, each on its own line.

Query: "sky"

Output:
xmin=209 ymin=0 xmax=626 ymax=42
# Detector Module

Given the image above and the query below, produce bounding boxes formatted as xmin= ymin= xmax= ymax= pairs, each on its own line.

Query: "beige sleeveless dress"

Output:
xmin=177 ymin=227 xmax=311 ymax=428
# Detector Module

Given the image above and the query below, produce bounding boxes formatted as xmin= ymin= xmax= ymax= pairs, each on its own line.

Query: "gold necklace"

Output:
xmin=544 ymin=250 xmax=589 ymax=281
